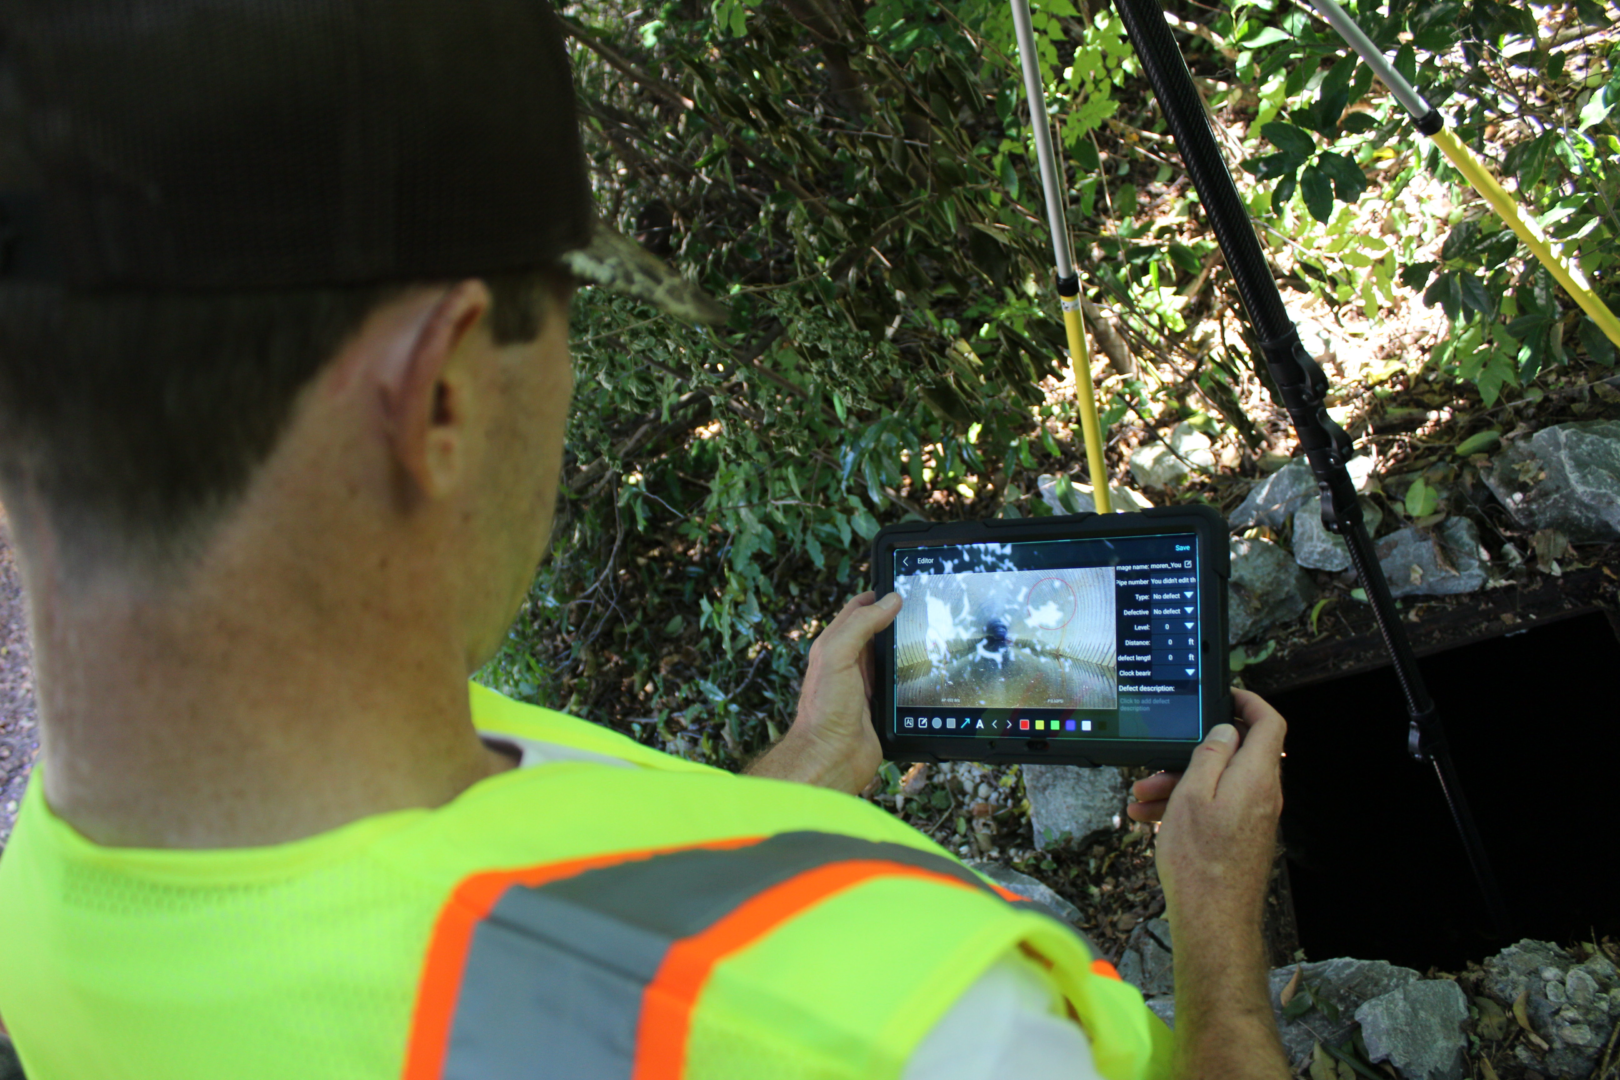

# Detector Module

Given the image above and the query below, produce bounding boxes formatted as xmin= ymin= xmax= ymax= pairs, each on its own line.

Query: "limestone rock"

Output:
xmin=1484 ymin=420 xmax=1620 ymax=541
xmin=1267 ymin=958 xmax=1421 ymax=1066
xmin=1373 ymin=517 xmax=1488 ymax=597
xmin=1291 ymin=496 xmax=1385 ymax=572
xmin=1354 ymin=979 xmax=1469 ymax=1080
xmin=1228 ymin=537 xmax=1316 ymax=644
xmin=1231 ymin=459 xmax=1316 ymax=530
xmin=963 ymin=860 xmax=1082 ymax=926
xmin=1484 ymin=940 xmax=1618 ymax=1078
xmin=1022 ymin=764 xmax=1128 ymax=850
xmin=1117 ymin=918 xmax=1174 ymax=998
xmin=1036 ymin=475 xmax=1154 ymax=516
xmin=1145 ymin=996 xmax=1176 ymax=1030
xmin=1129 ymin=424 xmax=1215 ymax=491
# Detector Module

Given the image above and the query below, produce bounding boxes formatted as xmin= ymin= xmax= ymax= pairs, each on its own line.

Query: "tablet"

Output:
xmin=870 ymin=505 xmax=1231 ymax=770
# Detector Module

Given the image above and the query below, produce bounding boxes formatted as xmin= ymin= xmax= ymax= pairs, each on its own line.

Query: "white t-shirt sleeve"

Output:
xmin=901 ymin=952 xmax=1104 ymax=1080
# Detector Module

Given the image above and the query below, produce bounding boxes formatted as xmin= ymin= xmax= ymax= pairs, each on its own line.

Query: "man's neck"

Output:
xmin=24 ymin=542 xmax=515 ymax=851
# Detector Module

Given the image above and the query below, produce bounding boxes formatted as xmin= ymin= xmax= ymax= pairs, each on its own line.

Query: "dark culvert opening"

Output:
xmin=1266 ymin=608 xmax=1620 ymax=973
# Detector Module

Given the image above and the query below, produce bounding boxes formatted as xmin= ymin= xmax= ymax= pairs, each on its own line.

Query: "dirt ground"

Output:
xmin=0 ymin=507 xmax=38 ymax=858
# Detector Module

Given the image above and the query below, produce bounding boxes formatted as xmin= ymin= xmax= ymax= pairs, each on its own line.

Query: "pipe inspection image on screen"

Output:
xmin=893 ymin=567 xmax=1116 ymax=711
xmin=888 ymin=533 xmax=1204 ymax=741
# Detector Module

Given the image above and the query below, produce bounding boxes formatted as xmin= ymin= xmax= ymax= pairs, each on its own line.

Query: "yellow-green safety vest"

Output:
xmin=0 ymin=683 xmax=1173 ymax=1079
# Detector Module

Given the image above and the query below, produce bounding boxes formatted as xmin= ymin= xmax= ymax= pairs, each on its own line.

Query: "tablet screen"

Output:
xmin=890 ymin=531 xmax=1204 ymax=742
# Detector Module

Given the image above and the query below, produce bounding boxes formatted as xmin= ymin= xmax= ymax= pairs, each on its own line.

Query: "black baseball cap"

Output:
xmin=0 ymin=0 xmax=727 ymax=324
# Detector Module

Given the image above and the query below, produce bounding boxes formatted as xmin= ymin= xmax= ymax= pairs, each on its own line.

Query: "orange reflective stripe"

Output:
xmin=400 ymin=836 xmax=763 ymax=1080
xmin=1090 ymin=959 xmax=1122 ymax=981
xmin=632 ymin=860 xmax=979 ymax=1080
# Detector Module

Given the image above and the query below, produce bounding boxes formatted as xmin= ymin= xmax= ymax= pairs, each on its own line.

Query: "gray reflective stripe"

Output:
xmin=438 ymin=831 xmax=1065 ymax=1079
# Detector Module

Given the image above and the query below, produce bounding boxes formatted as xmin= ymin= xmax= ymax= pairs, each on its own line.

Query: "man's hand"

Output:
xmin=1140 ymin=688 xmax=1291 ymax=1080
xmin=1153 ymin=688 xmax=1285 ymax=918
xmin=744 ymin=590 xmax=900 ymax=795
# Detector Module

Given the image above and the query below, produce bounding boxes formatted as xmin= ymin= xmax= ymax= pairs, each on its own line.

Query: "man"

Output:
xmin=0 ymin=2 xmax=1291 ymax=1077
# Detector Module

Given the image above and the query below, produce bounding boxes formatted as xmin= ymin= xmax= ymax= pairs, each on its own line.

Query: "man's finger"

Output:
xmin=815 ymin=592 xmax=902 ymax=667
xmin=826 ymin=590 xmax=878 ymax=632
xmin=1222 ymin=690 xmax=1287 ymax=788
xmin=1126 ymin=799 xmax=1169 ymax=823
xmin=1176 ymin=722 xmax=1242 ymax=802
xmin=1130 ymin=771 xmax=1180 ymax=804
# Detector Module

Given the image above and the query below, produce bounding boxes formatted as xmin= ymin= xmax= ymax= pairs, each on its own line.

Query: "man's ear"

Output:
xmin=380 ymin=279 xmax=493 ymax=499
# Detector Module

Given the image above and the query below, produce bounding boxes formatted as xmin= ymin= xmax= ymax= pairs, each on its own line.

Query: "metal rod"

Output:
xmin=1110 ymin=0 xmax=1514 ymax=941
xmin=1303 ymin=0 xmax=1620 ymax=349
xmin=1008 ymin=0 xmax=1074 ymax=279
xmin=1008 ymin=0 xmax=1113 ymax=514
xmin=1300 ymin=0 xmax=1432 ymax=120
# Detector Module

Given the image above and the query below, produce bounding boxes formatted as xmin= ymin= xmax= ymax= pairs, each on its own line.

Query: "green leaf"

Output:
xmin=851 ymin=506 xmax=880 ymax=541
xmin=1574 ymin=0 xmax=1611 ymax=26
xmin=1503 ymin=133 xmax=1554 ymax=190
xmin=1400 ymin=261 xmax=1437 ymax=290
xmin=664 ymin=614 xmax=686 ymax=636
xmin=1300 ymin=163 xmax=1334 ymax=223
xmin=1579 ymin=316 xmax=1618 ymax=366
xmin=1440 ymin=220 xmax=1480 ymax=262
xmin=1309 ymin=597 xmax=1332 ymax=635
xmin=1580 ymin=73 xmax=1620 ymax=131
xmin=1074 ymin=137 xmax=1101 ymax=172
xmin=1506 ymin=312 xmax=1552 ymax=340
xmin=1000 ymin=155 xmax=1021 ymax=202
xmin=1262 ymin=121 xmax=1317 ymax=159
xmin=1476 ymin=350 xmax=1516 ymax=407
xmin=1411 ymin=24 xmax=1454 ymax=52
xmin=1274 ymin=169 xmax=1299 ymax=208
xmin=1405 ymin=476 xmax=1439 ymax=518
xmin=1340 ymin=112 xmax=1379 ymax=134
xmin=1315 ymin=152 xmax=1368 ymax=203
xmin=1424 ymin=271 xmax=1463 ymax=322
xmin=1457 ymin=273 xmax=1495 ymax=317
xmin=1454 ymin=429 xmax=1502 ymax=456
xmin=1244 ymin=25 xmax=1293 ymax=46
xmin=1169 ymin=243 xmax=1204 ymax=274
xmin=1250 ymin=151 xmax=1303 ymax=180
xmin=1282 ymin=993 xmax=1315 ymax=1019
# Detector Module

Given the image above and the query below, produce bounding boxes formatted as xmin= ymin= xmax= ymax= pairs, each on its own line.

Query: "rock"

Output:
xmin=963 ymin=860 xmax=1082 ymax=926
xmin=1375 ymin=517 xmax=1489 ymax=597
xmin=1036 ymin=475 xmax=1154 ymax=516
xmin=1228 ymin=537 xmax=1317 ymax=644
xmin=1022 ymin=764 xmax=1128 ymax=850
xmin=1485 ymin=941 xmax=1618 ymax=1078
xmin=1268 ymin=958 xmax=1421 ymax=1067
xmin=1145 ymin=996 xmax=1176 ymax=1030
xmin=1483 ymin=941 xmax=1576 ymax=1004
xmin=1230 ymin=459 xmax=1316 ymax=530
xmin=1354 ymin=979 xmax=1469 ymax=1080
xmin=1484 ymin=420 xmax=1620 ymax=541
xmin=1129 ymin=424 xmax=1214 ymax=491
xmin=1291 ymin=496 xmax=1385 ymax=572
xmin=1117 ymin=918 xmax=1175 ymax=998
xmin=1231 ymin=454 xmax=1381 ymax=533
xmin=0 ymin=1036 xmax=20 ymax=1080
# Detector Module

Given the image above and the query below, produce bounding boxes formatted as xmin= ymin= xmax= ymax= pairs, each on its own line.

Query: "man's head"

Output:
xmin=0 ymin=0 xmax=723 ymax=667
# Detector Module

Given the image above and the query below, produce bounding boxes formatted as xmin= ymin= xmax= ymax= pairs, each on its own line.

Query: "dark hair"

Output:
xmin=0 ymin=268 xmax=569 ymax=571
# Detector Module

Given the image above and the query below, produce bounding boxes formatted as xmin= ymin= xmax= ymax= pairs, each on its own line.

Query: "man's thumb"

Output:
xmin=1181 ymin=723 xmax=1240 ymax=797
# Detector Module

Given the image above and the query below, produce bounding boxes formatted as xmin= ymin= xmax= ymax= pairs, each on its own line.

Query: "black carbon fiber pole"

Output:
xmin=1108 ymin=0 xmax=1512 ymax=939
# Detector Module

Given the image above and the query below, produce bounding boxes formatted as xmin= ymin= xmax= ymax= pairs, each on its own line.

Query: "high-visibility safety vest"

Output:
xmin=0 ymin=683 xmax=1173 ymax=1080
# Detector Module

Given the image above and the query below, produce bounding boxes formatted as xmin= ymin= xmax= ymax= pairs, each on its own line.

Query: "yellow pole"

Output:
xmin=1429 ymin=128 xmax=1620 ymax=351
xmin=1060 ymin=295 xmax=1112 ymax=513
